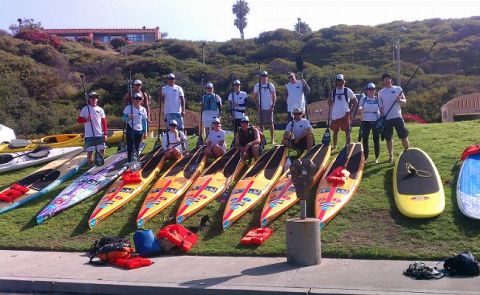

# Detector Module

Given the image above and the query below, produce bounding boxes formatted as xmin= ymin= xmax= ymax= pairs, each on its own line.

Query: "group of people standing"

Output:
xmin=77 ymin=70 xmax=410 ymax=166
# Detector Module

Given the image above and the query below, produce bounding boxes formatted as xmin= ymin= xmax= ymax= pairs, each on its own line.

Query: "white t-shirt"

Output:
xmin=79 ymin=105 xmax=106 ymax=138
xmin=253 ymin=82 xmax=276 ymax=110
xmin=162 ymin=130 xmax=187 ymax=153
xmin=331 ymin=87 xmax=356 ymax=120
xmin=285 ymin=81 xmax=306 ymax=112
xmin=123 ymin=105 xmax=148 ymax=132
xmin=228 ymin=91 xmax=248 ymax=119
xmin=285 ymin=118 xmax=312 ymax=139
xmin=162 ymin=84 xmax=184 ymax=114
xmin=358 ymin=95 xmax=380 ymax=122
xmin=207 ymin=129 xmax=226 ymax=150
xmin=378 ymin=86 xmax=404 ymax=120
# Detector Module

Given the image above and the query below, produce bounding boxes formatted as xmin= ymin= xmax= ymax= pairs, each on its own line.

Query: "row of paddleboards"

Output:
xmin=1 ymin=140 xmax=479 ymax=232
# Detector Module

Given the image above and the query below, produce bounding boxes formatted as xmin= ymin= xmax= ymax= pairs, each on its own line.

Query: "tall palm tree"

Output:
xmin=232 ymin=0 xmax=250 ymax=40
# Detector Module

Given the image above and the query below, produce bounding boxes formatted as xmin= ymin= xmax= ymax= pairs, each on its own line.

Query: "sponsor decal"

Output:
xmin=165 ymin=187 xmax=178 ymax=194
xmin=121 ymin=188 xmax=134 ymax=194
xmin=248 ymin=188 xmax=261 ymax=195
xmin=318 ymin=187 xmax=331 ymax=194
xmin=205 ymin=186 xmax=218 ymax=193
xmin=335 ymin=188 xmax=349 ymax=195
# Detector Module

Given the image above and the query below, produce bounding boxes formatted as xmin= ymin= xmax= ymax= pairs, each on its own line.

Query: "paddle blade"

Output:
xmin=296 ymin=55 xmax=305 ymax=72
xmin=94 ymin=151 xmax=105 ymax=166
xmin=196 ymin=136 xmax=204 ymax=146
xmin=322 ymin=128 xmax=331 ymax=146
xmin=153 ymin=137 xmax=161 ymax=150
xmin=129 ymin=149 xmax=141 ymax=172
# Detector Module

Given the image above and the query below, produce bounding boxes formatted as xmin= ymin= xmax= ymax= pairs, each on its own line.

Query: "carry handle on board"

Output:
xmin=0 ymin=146 xmax=51 ymax=164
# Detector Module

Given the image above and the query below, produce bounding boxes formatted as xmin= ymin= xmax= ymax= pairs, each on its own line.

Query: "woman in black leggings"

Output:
xmin=358 ymin=83 xmax=380 ymax=163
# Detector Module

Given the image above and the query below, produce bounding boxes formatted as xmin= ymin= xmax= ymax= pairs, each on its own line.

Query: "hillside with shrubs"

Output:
xmin=1 ymin=16 xmax=479 ymax=136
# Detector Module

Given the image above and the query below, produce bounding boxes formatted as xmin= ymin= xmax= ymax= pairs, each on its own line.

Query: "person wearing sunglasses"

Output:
xmin=162 ymin=119 xmax=187 ymax=161
xmin=358 ymin=83 xmax=380 ymax=163
xmin=122 ymin=92 xmax=148 ymax=162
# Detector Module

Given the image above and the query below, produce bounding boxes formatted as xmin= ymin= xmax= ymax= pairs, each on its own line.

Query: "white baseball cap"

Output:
xmin=167 ymin=73 xmax=175 ymax=79
xmin=336 ymin=74 xmax=344 ymax=80
xmin=212 ymin=117 xmax=221 ymax=124
xmin=88 ymin=91 xmax=98 ymax=97
xmin=206 ymin=82 xmax=214 ymax=88
xmin=240 ymin=115 xmax=250 ymax=122
xmin=169 ymin=119 xmax=178 ymax=126
xmin=260 ymin=71 xmax=269 ymax=77
xmin=133 ymin=93 xmax=143 ymax=99
xmin=366 ymin=82 xmax=376 ymax=89
xmin=233 ymin=80 xmax=241 ymax=85
xmin=133 ymin=79 xmax=142 ymax=85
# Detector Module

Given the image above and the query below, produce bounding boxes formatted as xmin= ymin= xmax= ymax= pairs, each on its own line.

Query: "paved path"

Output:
xmin=0 ymin=250 xmax=479 ymax=294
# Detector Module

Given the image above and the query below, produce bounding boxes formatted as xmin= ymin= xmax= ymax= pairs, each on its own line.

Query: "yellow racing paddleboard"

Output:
xmin=393 ymin=148 xmax=444 ymax=218
xmin=88 ymin=147 xmax=166 ymax=229
xmin=315 ymin=143 xmax=364 ymax=227
xmin=136 ymin=146 xmax=207 ymax=228
xmin=222 ymin=145 xmax=288 ymax=230
xmin=260 ymin=144 xmax=331 ymax=227
xmin=176 ymin=148 xmax=244 ymax=224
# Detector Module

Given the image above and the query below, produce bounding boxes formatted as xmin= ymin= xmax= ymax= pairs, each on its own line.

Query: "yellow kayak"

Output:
xmin=260 ymin=144 xmax=331 ymax=227
xmin=0 ymin=134 xmax=83 ymax=153
xmin=136 ymin=146 xmax=207 ymax=228
xmin=176 ymin=148 xmax=244 ymax=224
xmin=222 ymin=145 xmax=288 ymax=230
xmin=88 ymin=146 xmax=166 ymax=229
xmin=106 ymin=129 xmax=124 ymax=145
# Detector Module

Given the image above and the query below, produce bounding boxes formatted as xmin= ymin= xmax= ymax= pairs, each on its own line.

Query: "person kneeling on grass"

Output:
xmin=235 ymin=116 xmax=261 ymax=161
xmin=123 ymin=92 xmax=148 ymax=163
xmin=162 ymin=119 xmax=187 ymax=161
xmin=205 ymin=117 xmax=226 ymax=158
xmin=282 ymin=108 xmax=314 ymax=152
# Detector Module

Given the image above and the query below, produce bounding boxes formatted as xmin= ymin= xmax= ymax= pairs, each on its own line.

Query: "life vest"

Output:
xmin=122 ymin=170 xmax=142 ymax=184
xmin=0 ymin=183 xmax=29 ymax=202
xmin=240 ymin=227 xmax=274 ymax=245
xmin=326 ymin=166 xmax=350 ymax=185
xmin=156 ymin=224 xmax=198 ymax=252
xmin=203 ymin=93 xmax=219 ymax=111
xmin=460 ymin=144 xmax=480 ymax=161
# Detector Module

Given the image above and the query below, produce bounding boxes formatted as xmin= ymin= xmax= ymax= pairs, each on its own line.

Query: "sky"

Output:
xmin=0 ymin=0 xmax=479 ymax=41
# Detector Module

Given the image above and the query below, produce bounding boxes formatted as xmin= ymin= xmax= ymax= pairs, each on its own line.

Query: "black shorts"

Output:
xmin=291 ymin=137 xmax=308 ymax=151
xmin=383 ymin=117 xmax=409 ymax=141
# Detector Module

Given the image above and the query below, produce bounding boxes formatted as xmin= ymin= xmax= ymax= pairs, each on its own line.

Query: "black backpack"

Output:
xmin=443 ymin=251 xmax=480 ymax=276
xmin=87 ymin=236 xmax=134 ymax=265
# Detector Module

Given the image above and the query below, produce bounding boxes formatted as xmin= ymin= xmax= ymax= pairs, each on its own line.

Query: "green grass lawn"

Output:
xmin=0 ymin=120 xmax=479 ymax=260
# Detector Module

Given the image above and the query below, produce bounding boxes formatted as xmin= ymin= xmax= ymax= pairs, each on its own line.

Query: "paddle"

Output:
xmin=0 ymin=146 xmax=51 ymax=164
xmin=127 ymin=70 xmax=142 ymax=171
xmin=80 ymin=75 xmax=105 ymax=166
xmin=229 ymin=76 xmax=236 ymax=149
xmin=295 ymin=55 xmax=309 ymax=120
xmin=197 ymin=73 xmax=205 ymax=146
xmin=153 ymin=86 xmax=163 ymax=150
xmin=117 ymin=124 xmax=127 ymax=152
xmin=375 ymin=41 xmax=438 ymax=134
xmin=321 ymin=77 xmax=333 ymax=146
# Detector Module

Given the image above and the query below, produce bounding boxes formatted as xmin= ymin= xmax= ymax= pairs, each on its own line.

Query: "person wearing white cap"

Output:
xmin=160 ymin=73 xmax=186 ymax=131
xmin=122 ymin=79 xmax=151 ymax=121
xmin=227 ymin=80 xmax=248 ymax=133
xmin=162 ymin=119 xmax=188 ymax=161
xmin=358 ymin=82 xmax=380 ymax=163
xmin=329 ymin=73 xmax=358 ymax=150
xmin=205 ymin=117 xmax=226 ymax=158
xmin=284 ymin=72 xmax=310 ymax=121
xmin=282 ymin=108 xmax=314 ymax=152
xmin=77 ymin=91 xmax=108 ymax=166
xmin=122 ymin=92 xmax=148 ymax=162
xmin=378 ymin=73 xmax=409 ymax=163
xmin=234 ymin=115 xmax=261 ymax=161
xmin=201 ymin=82 xmax=222 ymax=137
xmin=253 ymin=71 xmax=276 ymax=144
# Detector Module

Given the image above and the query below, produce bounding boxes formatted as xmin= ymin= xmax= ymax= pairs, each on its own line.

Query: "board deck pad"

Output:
xmin=393 ymin=148 xmax=444 ymax=218
xmin=222 ymin=145 xmax=288 ymax=230
xmin=315 ymin=143 xmax=364 ymax=227
xmin=457 ymin=153 xmax=480 ymax=219
xmin=260 ymin=144 xmax=331 ymax=227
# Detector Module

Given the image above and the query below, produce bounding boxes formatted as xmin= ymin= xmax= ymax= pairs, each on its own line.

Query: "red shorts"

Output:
xmin=331 ymin=114 xmax=351 ymax=132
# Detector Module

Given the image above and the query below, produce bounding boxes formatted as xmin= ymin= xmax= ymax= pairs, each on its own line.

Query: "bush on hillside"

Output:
xmin=15 ymin=29 xmax=62 ymax=49
xmin=110 ymin=37 xmax=127 ymax=49
xmin=32 ymin=45 xmax=69 ymax=68
xmin=77 ymin=36 xmax=93 ymax=46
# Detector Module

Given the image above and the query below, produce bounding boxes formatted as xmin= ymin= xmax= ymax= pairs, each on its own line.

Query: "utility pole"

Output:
xmin=395 ymin=39 xmax=401 ymax=86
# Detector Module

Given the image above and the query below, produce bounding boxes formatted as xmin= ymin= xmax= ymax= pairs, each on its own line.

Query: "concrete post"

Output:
xmin=286 ymin=218 xmax=321 ymax=266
